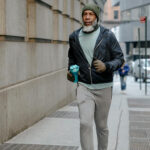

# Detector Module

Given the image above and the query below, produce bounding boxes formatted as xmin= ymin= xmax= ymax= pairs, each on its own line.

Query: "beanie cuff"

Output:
xmin=82 ymin=3 xmax=100 ymax=21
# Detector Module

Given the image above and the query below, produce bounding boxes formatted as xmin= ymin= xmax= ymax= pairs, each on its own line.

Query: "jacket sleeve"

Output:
xmin=104 ymin=31 xmax=125 ymax=73
xmin=68 ymin=34 xmax=76 ymax=70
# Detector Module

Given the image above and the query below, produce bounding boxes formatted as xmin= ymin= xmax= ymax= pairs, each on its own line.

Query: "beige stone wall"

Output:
xmin=0 ymin=0 xmax=91 ymax=143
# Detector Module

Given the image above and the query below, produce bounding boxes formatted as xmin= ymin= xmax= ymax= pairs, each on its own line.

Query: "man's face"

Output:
xmin=82 ymin=10 xmax=97 ymax=26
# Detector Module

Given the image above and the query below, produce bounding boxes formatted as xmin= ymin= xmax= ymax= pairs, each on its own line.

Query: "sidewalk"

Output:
xmin=0 ymin=76 xmax=150 ymax=150
xmin=110 ymin=75 xmax=150 ymax=150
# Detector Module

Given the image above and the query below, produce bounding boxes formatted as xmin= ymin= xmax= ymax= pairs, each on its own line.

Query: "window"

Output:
xmin=140 ymin=6 xmax=148 ymax=17
xmin=114 ymin=10 xmax=119 ymax=19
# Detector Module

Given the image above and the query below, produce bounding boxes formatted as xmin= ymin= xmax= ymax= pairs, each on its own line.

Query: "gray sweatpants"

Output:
xmin=77 ymin=84 xmax=112 ymax=150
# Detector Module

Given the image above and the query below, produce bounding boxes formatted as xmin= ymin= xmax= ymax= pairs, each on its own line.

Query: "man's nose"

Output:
xmin=85 ymin=14 xmax=90 ymax=19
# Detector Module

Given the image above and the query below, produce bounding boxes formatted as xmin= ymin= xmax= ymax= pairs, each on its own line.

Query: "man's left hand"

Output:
xmin=93 ymin=60 xmax=106 ymax=72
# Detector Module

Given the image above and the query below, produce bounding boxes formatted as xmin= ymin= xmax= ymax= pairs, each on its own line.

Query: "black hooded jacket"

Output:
xmin=68 ymin=25 xmax=124 ymax=84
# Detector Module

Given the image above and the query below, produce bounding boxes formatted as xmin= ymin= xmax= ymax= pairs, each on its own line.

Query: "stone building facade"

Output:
xmin=0 ymin=0 xmax=97 ymax=143
xmin=102 ymin=0 xmax=120 ymax=29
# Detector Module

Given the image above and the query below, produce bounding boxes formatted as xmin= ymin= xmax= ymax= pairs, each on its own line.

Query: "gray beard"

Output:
xmin=82 ymin=19 xmax=98 ymax=33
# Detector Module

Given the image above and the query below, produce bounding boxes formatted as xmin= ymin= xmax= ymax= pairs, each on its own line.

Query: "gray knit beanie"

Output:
xmin=82 ymin=3 xmax=100 ymax=21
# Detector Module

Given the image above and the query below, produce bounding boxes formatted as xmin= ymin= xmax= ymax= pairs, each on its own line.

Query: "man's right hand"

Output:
xmin=67 ymin=71 xmax=75 ymax=82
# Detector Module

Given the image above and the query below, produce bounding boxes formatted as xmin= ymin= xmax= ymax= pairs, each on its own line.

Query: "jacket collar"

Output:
xmin=74 ymin=25 xmax=108 ymax=49
xmin=94 ymin=25 xmax=108 ymax=49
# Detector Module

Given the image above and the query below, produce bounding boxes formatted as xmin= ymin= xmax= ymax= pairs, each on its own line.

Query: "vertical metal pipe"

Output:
xmin=145 ymin=17 xmax=147 ymax=95
xmin=138 ymin=28 xmax=142 ymax=90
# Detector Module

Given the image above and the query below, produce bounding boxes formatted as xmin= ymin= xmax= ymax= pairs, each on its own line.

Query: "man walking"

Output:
xmin=118 ymin=63 xmax=130 ymax=92
xmin=67 ymin=3 xmax=124 ymax=150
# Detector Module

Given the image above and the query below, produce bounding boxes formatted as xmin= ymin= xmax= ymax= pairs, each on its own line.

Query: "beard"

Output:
xmin=82 ymin=19 xmax=98 ymax=33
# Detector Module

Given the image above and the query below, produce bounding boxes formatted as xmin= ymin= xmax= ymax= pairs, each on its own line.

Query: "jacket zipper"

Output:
xmin=89 ymin=66 xmax=93 ymax=84
xmin=89 ymin=37 xmax=104 ymax=84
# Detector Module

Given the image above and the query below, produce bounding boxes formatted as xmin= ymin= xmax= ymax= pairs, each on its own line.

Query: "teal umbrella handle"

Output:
xmin=74 ymin=73 xmax=78 ymax=83
xmin=70 ymin=65 xmax=79 ymax=83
